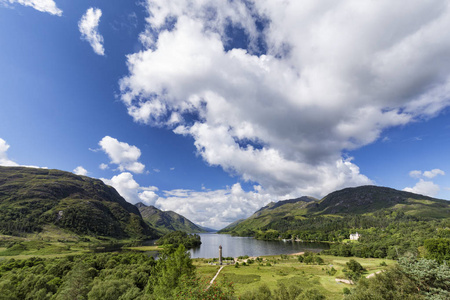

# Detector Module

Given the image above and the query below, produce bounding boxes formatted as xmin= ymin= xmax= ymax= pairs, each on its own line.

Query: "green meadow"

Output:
xmin=194 ymin=254 xmax=394 ymax=299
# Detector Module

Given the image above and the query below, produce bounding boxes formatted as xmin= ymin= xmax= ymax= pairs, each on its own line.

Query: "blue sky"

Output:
xmin=1 ymin=0 xmax=450 ymax=228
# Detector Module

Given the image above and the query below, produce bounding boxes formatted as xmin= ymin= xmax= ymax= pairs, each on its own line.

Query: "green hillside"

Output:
xmin=136 ymin=203 xmax=207 ymax=235
xmin=0 ymin=166 xmax=156 ymax=239
xmin=219 ymin=185 xmax=450 ymax=236
xmin=219 ymin=186 xmax=450 ymax=259
xmin=220 ymin=196 xmax=317 ymax=236
xmin=310 ymin=185 xmax=450 ymax=217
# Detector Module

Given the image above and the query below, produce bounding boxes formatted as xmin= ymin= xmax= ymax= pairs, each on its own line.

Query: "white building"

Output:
xmin=350 ymin=232 xmax=361 ymax=241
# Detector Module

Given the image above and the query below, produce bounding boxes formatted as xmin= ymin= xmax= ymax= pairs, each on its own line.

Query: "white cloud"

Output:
xmin=409 ymin=169 xmax=445 ymax=179
xmin=120 ymin=0 xmax=450 ymax=199
xmin=156 ymin=183 xmax=274 ymax=229
xmin=101 ymin=172 xmax=160 ymax=206
xmin=0 ymin=138 xmax=19 ymax=167
xmin=99 ymin=163 xmax=109 ymax=170
xmin=405 ymin=168 xmax=445 ymax=198
xmin=102 ymin=172 xmax=140 ymax=203
xmin=0 ymin=138 xmax=44 ymax=169
xmin=73 ymin=166 xmax=88 ymax=176
xmin=153 ymin=168 xmax=160 ymax=173
xmin=423 ymin=169 xmax=445 ymax=178
xmin=409 ymin=170 xmax=423 ymax=178
xmin=78 ymin=8 xmax=105 ymax=56
xmin=4 ymin=0 xmax=62 ymax=16
xmin=404 ymin=179 xmax=441 ymax=197
xmin=99 ymin=136 xmax=145 ymax=173
xmin=101 ymin=171 xmax=275 ymax=228
xmin=139 ymin=190 xmax=159 ymax=206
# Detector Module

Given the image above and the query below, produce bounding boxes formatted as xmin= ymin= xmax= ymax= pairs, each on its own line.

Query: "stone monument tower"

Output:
xmin=219 ymin=245 xmax=223 ymax=265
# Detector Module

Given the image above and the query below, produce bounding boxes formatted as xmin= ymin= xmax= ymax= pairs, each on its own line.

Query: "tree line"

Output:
xmin=155 ymin=231 xmax=202 ymax=249
xmin=235 ymin=210 xmax=449 ymax=260
xmin=0 ymin=246 xmax=232 ymax=299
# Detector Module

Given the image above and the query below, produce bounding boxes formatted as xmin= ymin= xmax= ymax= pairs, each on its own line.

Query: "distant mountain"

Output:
xmin=136 ymin=203 xmax=208 ymax=234
xmin=219 ymin=218 xmax=245 ymax=232
xmin=0 ymin=166 xmax=156 ymax=239
xmin=308 ymin=186 xmax=450 ymax=217
xmin=218 ymin=196 xmax=318 ymax=235
xmin=219 ymin=185 xmax=450 ymax=235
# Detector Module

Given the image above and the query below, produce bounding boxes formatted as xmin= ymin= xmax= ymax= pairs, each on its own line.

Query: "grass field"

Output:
xmin=1 ymin=231 xmax=395 ymax=299
xmin=0 ymin=226 xmax=152 ymax=260
xmin=122 ymin=245 xmax=162 ymax=251
xmin=194 ymin=254 xmax=395 ymax=299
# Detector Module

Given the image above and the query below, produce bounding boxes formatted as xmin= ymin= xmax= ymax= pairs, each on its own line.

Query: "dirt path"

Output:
xmin=206 ymin=265 xmax=225 ymax=290
xmin=366 ymin=270 xmax=383 ymax=278
xmin=335 ymin=270 xmax=383 ymax=285
xmin=335 ymin=278 xmax=354 ymax=285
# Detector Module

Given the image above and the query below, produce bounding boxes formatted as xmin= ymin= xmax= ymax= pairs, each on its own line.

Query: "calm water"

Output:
xmin=188 ymin=233 xmax=330 ymax=259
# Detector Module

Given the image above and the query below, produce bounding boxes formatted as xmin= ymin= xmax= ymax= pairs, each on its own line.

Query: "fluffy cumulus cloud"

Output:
xmin=0 ymin=138 xmax=19 ymax=166
xmin=99 ymin=136 xmax=145 ymax=173
xmin=120 ymin=1 xmax=450 ymax=200
xmin=409 ymin=169 xmax=445 ymax=179
xmin=78 ymin=8 xmax=105 ymax=55
xmin=404 ymin=179 xmax=441 ymax=197
xmin=4 ymin=0 xmax=62 ymax=16
xmin=73 ymin=166 xmax=88 ymax=176
xmin=404 ymin=168 xmax=445 ymax=197
xmin=102 ymin=170 xmax=272 ymax=228
xmin=101 ymin=172 xmax=159 ymax=206
xmin=156 ymin=183 xmax=273 ymax=229
xmin=423 ymin=169 xmax=445 ymax=178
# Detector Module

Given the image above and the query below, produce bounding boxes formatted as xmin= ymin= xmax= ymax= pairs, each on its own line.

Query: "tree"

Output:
xmin=346 ymin=265 xmax=422 ymax=300
xmin=346 ymin=259 xmax=365 ymax=273
xmin=348 ymin=258 xmax=450 ymax=299
xmin=297 ymin=288 xmax=325 ymax=300
xmin=314 ymin=256 xmax=324 ymax=265
xmin=150 ymin=244 xmax=196 ymax=299
xmin=345 ymin=259 xmax=366 ymax=281
xmin=87 ymin=278 xmax=137 ymax=300
xmin=304 ymin=255 xmax=314 ymax=265
xmin=423 ymin=238 xmax=450 ymax=264
xmin=399 ymin=257 xmax=450 ymax=299
xmin=54 ymin=263 xmax=92 ymax=300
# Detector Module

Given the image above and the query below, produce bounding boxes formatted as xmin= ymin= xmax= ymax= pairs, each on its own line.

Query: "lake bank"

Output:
xmin=0 ymin=233 xmax=329 ymax=260
xmin=188 ymin=233 xmax=330 ymax=259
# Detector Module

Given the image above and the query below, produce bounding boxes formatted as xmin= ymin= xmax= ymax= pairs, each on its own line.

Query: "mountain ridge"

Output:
xmin=219 ymin=185 xmax=450 ymax=235
xmin=0 ymin=166 xmax=155 ymax=239
xmin=136 ymin=202 xmax=209 ymax=234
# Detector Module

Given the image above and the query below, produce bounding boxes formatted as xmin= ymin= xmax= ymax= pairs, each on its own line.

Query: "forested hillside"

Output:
xmin=220 ymin=186 xmax=450 ymax=259
xmin=0 ymin=166 xmax=156 ymax=239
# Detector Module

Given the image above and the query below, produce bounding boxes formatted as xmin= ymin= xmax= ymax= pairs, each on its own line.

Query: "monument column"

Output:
xmin=219 ymin=245 xmax=223 ymax=265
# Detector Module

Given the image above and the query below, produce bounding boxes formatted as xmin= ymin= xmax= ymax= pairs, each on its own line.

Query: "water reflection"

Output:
xmin=189 ymin=233 xmax=329 ymax=259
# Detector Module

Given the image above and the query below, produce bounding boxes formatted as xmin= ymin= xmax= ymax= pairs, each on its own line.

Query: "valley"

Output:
xmin=0 ymin=166 xmax=449 ymax=299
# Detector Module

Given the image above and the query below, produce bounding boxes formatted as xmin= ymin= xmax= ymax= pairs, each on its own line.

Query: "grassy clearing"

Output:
xmin=122 ymin=245 xmax=162 ymax=251
xmin=26 ymin=225 xmax=82 ymax=242
xmin=194 ymin=254 xmax=395 ymax=299
xmin=0 ymin=239 xmax=89 ymax=259
xmin=0 ymin=229 xmax=153 ymax=259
